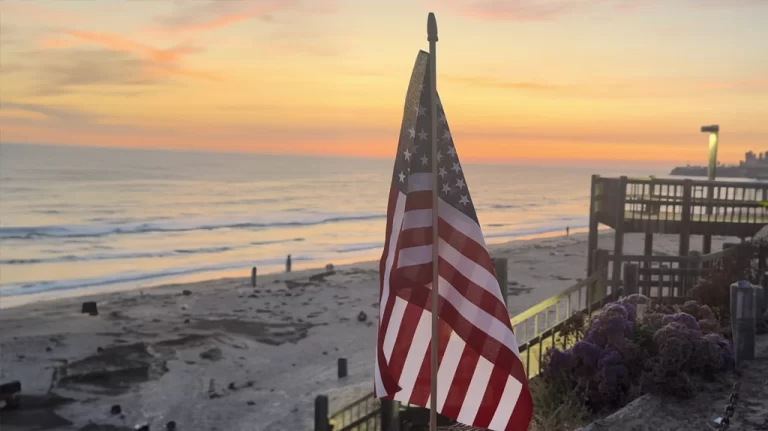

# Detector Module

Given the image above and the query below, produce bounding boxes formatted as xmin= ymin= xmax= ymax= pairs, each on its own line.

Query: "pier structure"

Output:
xmin=587 ymin=175 xmax=768 ymax=284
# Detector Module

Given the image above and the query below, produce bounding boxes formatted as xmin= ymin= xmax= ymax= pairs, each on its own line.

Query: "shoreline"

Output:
xmin=0 ymin=226 xmax=592 ymax=310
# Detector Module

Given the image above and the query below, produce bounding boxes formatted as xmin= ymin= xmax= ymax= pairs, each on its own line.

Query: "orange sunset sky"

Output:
xmin=0 ymin=0 xmax=766 ymax=165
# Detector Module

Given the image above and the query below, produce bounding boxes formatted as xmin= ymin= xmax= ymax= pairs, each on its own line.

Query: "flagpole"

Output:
xmin=427 ymin=12 xmax=440 ymax=431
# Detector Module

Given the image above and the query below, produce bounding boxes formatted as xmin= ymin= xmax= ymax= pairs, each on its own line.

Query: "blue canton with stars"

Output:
xmin=391 ymin=56 xmax=479 ymax=224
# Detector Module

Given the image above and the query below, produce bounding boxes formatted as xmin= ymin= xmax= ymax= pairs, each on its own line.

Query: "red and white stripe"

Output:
xmin=375 ymin=173 xmax=533 ymax=431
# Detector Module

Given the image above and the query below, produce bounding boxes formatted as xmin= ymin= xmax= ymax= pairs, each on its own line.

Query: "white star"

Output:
xmin=447 ymin=146 xmax=456 ymax=157
xmin=442 ymin=183 xmax=451 ymax=194
xmin=420 ymin=154 xmax=429 ymax=166
xmin=403 ymin=148 xmax=412 ymax=161
xmin=452 ymin=162 xmax=461 ymax=174
xmin=416 ymin=105 xmax=426 ymax=116
xmin=398 ymin=171 xmax=406 ymax=183
xmin=436 ymin=151 xmax=443 ymax=162
xmin=455 ymin=178 xmax=465 ymax=189
xmin=439 ymin=113 xmax=447 ymax=124
xmin=459 ymin=195 xmax=470 ymax=206
xmin=408 ymin=127 xmax=416 ymax=139
xmin=438 ymin=166 xmax=447 ymax=179
xmin=443 ymin=129 xmax=452 ymax=140
xmin=418 ymin=129 xmax=428 ymax=140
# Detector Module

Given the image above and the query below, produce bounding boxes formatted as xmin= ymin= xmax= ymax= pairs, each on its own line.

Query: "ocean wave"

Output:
xmin=332 ymin=242 xmax=383 ymax=254
xmin=0 ymin=238 xmax=305 ymax=265
xmin=484 ymin=216 xmax=589 ymax=240
xmin=0 ymin=213 xmax=385 ymax=239
xmin=0 ymin=255 xmax=315 ymax=296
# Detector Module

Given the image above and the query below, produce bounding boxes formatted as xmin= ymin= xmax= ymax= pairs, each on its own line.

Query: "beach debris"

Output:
xmin=199 ymin=347 xmax=222 ymax=361
xmin=56 ymin=343 xmax=166 ymax=395
xmin=46 ymin=346 xmax=52 ymax=352
xmin=0 ymin=380 xmax=21 ymax=410
xmin=180 ymin=304 xmax=189 ymax=311
xmin=208 ymin=378 xmax=219 ymax=399
xmin=81 ymin=301 xmax=99 ymax=316
xmin=247 ymin=401 xmax=255 ymax=406
xmin=134 ymin=424 xmax=149 ymax=431
xmin=166 ymin=421 xmax=177 ymax=430
xmin=286 ymin=254 xmax=292 ymax=273
xmin=182 ymin=289 xmax=191 ymax=296
xmin=110 ymin=404 xmax=122 ymax=415
xmin=338 ymin=358 xmax=348 ymax=378
xmin=251 ymin=266 xmax=257 ymax=287
xmin=357 ymin=311 xmax=368 ymax=322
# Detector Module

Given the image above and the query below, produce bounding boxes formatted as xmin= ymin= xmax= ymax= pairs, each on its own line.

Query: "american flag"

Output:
xmin=375 ymin=51 xmax=532 ymax=431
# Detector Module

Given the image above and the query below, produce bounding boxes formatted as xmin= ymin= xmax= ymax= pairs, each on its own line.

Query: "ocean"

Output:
xmin=0 ymin=143 xmax=665 ymax=301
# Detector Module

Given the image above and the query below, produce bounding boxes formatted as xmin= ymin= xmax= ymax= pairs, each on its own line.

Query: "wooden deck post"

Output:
xmin=611 ymin=177 xmax=628 ymax=289
xmin=381 ymin=399 xmax=400 ymax=431
xmin=587 ymin=174 xmax=601 ymax=276
xmin=623 ymin=263 xmax=639 ymax=296
xmin=314 ymin=395 xmax=330 ymax=431
xmin=679 ymin=180 xmax=692 ymax=259
xmin=590 ymin=249 xmax=609 ymax=308
xmin=643 ymin=234 xmax=653 ymax=257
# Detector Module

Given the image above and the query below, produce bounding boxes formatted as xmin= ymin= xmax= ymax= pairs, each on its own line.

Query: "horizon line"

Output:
xmin=0 ymin=140 xmax=683 ymax=168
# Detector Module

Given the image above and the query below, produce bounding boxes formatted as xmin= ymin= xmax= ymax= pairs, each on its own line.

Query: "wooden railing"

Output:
xmin=603 ymin=245 xmax=742 ymax=298
xmin=595 ymin=176 xmax=768 ymax=228
xmin=328 ymin=393 xmax=381 ymax=431
xmin=510 ymin=274 xmax=604 ymax=378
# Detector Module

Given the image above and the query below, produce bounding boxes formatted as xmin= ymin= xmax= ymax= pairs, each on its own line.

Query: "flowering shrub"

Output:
xmin=540 ymin=297 xmax=735 ymax=414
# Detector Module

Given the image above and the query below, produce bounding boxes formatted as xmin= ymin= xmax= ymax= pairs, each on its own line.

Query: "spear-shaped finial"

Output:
xmin=427 ymin=12 xmax=438 ymax=42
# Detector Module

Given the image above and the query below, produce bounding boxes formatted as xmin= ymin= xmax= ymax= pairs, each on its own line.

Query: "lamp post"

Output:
xmin=701 ymin=124 xmax=719 ymax=254
xmin=701 ymin=124 xmax=720 ymax=181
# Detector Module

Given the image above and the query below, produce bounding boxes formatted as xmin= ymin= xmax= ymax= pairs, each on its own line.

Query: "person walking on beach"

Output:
xmin=286 ymin=254 xmax=292 ymax=273
xmin=566 ymin=226 xmax=570 ymax=237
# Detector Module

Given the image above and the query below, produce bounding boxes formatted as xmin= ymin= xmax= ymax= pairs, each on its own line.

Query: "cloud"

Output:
xmin=0 ymin=101 xmax=169 ymax=138
xmin=149 ymin=0 xmax=335 ymax=36
xmin=1 ymin=102 xmax=98 ymax=124
xmin=0 ymin=2 xmax=83 ymax=24
xmin=443 ymin=75 xmax=567 ymax=91
xmin=38 ymin=30 xmax=218 ymax=83
xmin=435 ymin=0 xmax=596 ymax=21
xmin=24 ymin=49 xmax=161 ymax=96
xmin=436 ymin=0 xmax=767 ymax=21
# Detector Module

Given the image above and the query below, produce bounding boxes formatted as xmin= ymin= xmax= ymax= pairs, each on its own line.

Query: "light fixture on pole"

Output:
xmin=701 ymin=124 xmax=720 ymax=181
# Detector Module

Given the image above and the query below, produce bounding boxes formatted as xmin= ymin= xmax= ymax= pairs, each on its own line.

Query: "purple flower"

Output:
xmin=573 ymin=341 xmax=603 ymax=369
xmin=661 ymin=313 xmax=700 ymax=332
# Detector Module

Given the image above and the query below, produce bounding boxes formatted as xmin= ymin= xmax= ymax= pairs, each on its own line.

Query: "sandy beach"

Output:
xmin=0 ymin=232 xmax=735 ymax=431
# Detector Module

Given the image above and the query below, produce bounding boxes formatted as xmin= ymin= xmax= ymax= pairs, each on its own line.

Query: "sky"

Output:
xmin=0 ymin=0 xmax=766 ymax=165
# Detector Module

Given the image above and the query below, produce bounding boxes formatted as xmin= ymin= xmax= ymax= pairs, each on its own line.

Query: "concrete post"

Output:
xmin=730 ymin=281 xmax=757 ymax=365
